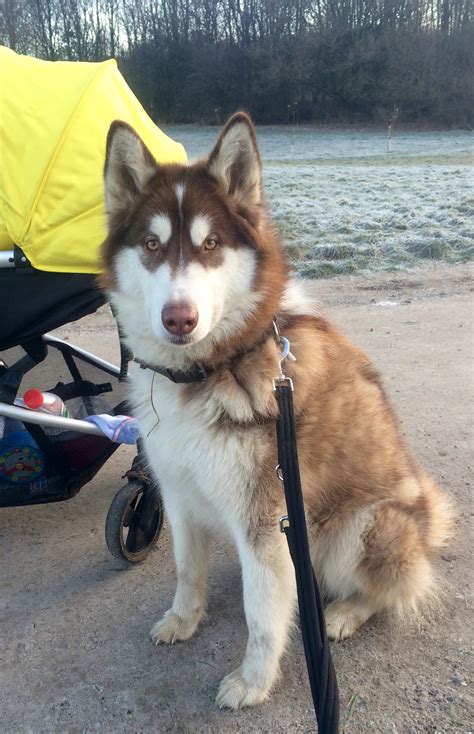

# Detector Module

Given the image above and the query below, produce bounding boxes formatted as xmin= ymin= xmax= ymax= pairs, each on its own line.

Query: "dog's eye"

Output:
xmin=144 ymin=236 xmax=160 ymax=251
xmin=204 ymin=237 xmax=219 ymax=251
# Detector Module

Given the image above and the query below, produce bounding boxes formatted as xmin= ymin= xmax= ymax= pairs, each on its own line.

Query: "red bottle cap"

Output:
xmin=23 ymin=388 xmax=44 ymax=410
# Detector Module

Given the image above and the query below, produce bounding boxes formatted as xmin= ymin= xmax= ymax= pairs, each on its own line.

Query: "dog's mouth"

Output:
xmin=166 ymin=334 xmax=195 ymax=347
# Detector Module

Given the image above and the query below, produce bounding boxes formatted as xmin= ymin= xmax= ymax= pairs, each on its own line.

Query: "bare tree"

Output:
xmin=0 ymin=0 xmax=471 ymax=125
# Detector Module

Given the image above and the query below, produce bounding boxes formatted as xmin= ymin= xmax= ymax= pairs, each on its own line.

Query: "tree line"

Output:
xmin=1 ymin=0 xmax=472 ymax=125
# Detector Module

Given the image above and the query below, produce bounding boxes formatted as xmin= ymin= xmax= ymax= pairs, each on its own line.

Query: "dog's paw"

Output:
xmin=216 ymin=668 xmax=269 ymax=710
xmin=150 ymin=610 xmax=199 ymax=645
xmin=325 ymin=600 xmax=366 ymax=641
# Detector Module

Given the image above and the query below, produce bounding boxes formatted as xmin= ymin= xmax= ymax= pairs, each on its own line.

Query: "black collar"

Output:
xmin=132 ymin=326 xmax=275 ymax=384
xmin=132 ymin=358 xmax=212 ymax=383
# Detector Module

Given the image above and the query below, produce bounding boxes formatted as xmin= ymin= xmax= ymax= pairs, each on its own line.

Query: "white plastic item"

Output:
xmin=67 ymin=395 xmax=112 ymax=420
xmin=23 ymin=389 xmax=69 ymax=417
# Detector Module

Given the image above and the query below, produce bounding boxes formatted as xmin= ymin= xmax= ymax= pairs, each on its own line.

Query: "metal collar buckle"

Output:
xmin=272 ymin=320 xmax=296 ymax=391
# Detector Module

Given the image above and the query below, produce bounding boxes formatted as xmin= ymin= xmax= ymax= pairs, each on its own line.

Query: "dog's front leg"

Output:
xmin=216 ymin=531 xmax=296 ymax=709
xmin=151 ymin=506 xmax=209 ymax=645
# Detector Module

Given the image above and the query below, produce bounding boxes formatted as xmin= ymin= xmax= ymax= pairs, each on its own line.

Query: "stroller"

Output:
xmin=0 ymin=48 xmax=187 ymax=563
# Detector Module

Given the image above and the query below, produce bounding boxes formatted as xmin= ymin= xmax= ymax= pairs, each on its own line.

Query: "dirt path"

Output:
xmin=1 ymin=263 xmax=472 ymax=733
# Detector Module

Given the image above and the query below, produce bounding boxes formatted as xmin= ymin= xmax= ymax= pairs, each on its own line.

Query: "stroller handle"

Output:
xmin=0 ymin=401 xmax=104 ymax=436
xmin=0 ymin=251 xmax=15 ymax=269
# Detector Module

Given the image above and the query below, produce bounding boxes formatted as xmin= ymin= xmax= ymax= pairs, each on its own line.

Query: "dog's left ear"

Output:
xmin=207 ymin=112 xmax=261 ymax=207
xmin=104 ymin=120 xmax=157 ymax=222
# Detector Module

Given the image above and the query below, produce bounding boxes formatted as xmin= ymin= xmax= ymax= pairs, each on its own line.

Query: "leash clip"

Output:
xmin=272 ymin=320 xmax=296 ymax=391
xmin=279 ymin=514 xmax=290 ymax=533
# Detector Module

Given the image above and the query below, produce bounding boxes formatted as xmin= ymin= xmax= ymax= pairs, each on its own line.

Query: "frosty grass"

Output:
xmin=166 ymin=125 xmax=473 ymax=278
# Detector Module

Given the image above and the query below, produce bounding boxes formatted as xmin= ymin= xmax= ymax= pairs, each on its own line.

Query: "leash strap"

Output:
xmin=275 ymin=382 xmax=340 ymax=733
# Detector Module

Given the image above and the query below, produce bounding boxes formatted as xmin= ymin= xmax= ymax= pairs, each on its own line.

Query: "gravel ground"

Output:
xmin=1 ymin=263 xmax=472 ymax=733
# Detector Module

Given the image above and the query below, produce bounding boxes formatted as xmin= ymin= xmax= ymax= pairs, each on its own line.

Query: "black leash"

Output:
xmin=274 ymin=333 xmax=339 ymax=733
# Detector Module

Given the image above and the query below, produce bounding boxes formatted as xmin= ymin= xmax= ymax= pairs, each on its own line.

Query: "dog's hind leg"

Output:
xmin=323 ymin=499 xmax=440 ymax=641
xmin=151 ymin=508 xmax=209 ymax=645
xmin=216 ymin=530 xmax=296 ymax=709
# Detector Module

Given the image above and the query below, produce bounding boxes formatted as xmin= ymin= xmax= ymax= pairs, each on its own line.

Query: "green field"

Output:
xmin=166 ymin=125 xmax=473 ymax=277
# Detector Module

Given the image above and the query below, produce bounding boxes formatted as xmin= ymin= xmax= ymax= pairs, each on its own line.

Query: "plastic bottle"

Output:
xmin=23 ymin=389 xmax=69 ymax=417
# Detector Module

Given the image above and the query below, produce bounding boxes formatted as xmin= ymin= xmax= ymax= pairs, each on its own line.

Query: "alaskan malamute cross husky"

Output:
xmin=102 ymin=113 xmax=453 ymax=709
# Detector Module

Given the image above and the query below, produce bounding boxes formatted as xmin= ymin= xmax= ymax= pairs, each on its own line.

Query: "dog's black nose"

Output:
xmin=162 ymin=302 xmax=199 ymax=336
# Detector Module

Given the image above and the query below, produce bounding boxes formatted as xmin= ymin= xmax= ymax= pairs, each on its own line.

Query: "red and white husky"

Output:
xmin=102 ymin=113 xmax=453 ymax=709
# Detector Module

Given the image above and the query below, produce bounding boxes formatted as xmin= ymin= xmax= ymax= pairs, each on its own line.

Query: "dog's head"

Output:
xmin=102 ymin=113 xmax=286 ymax=366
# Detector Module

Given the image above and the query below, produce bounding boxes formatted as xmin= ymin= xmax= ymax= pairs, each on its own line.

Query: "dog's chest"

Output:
xmin=130 ymin=369 xmax=267 ymax=526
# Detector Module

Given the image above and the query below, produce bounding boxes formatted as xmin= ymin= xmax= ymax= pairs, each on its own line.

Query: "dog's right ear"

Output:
xmin=207 ymin=112 xmax=262 ymax=208
xmin=104 ymin=121 xmax=157 ymax=222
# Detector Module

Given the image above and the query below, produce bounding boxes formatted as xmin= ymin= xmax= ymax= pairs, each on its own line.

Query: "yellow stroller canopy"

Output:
xmin=0 ymin=47 xmax=186 ymax=274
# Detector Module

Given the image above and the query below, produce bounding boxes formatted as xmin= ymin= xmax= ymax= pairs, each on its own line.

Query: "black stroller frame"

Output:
xmin=0 ymin=247 xmax=163 ymax=563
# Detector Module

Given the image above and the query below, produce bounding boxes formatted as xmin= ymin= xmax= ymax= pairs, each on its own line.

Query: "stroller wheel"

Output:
xmin=105 ymin=481 xmax=164 ymax=563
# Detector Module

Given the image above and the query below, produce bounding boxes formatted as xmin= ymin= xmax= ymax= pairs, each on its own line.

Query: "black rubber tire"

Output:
xmin=105 ymin=481 xmax=164 ymax=564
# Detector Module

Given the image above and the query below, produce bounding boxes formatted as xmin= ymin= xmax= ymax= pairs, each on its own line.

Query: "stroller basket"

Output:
xmin=0 ymin=334 xmax=126 ymax=506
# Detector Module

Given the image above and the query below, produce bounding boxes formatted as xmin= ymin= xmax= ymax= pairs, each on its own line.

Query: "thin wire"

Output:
xmin=147 ymin=371 xmax=160 ymax=437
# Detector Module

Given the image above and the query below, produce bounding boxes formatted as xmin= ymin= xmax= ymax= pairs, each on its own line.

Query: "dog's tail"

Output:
xmin=351 ymin=476 xmax=455 ymax=620
xmin=420 ymin=474 xmax=456 ymax=551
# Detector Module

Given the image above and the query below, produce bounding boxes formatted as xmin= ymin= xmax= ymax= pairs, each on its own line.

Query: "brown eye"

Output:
xmin=204 ymin=237 xmax=219 ymax=251
xmin=144 ymin=236 xmax=160 ymax=251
